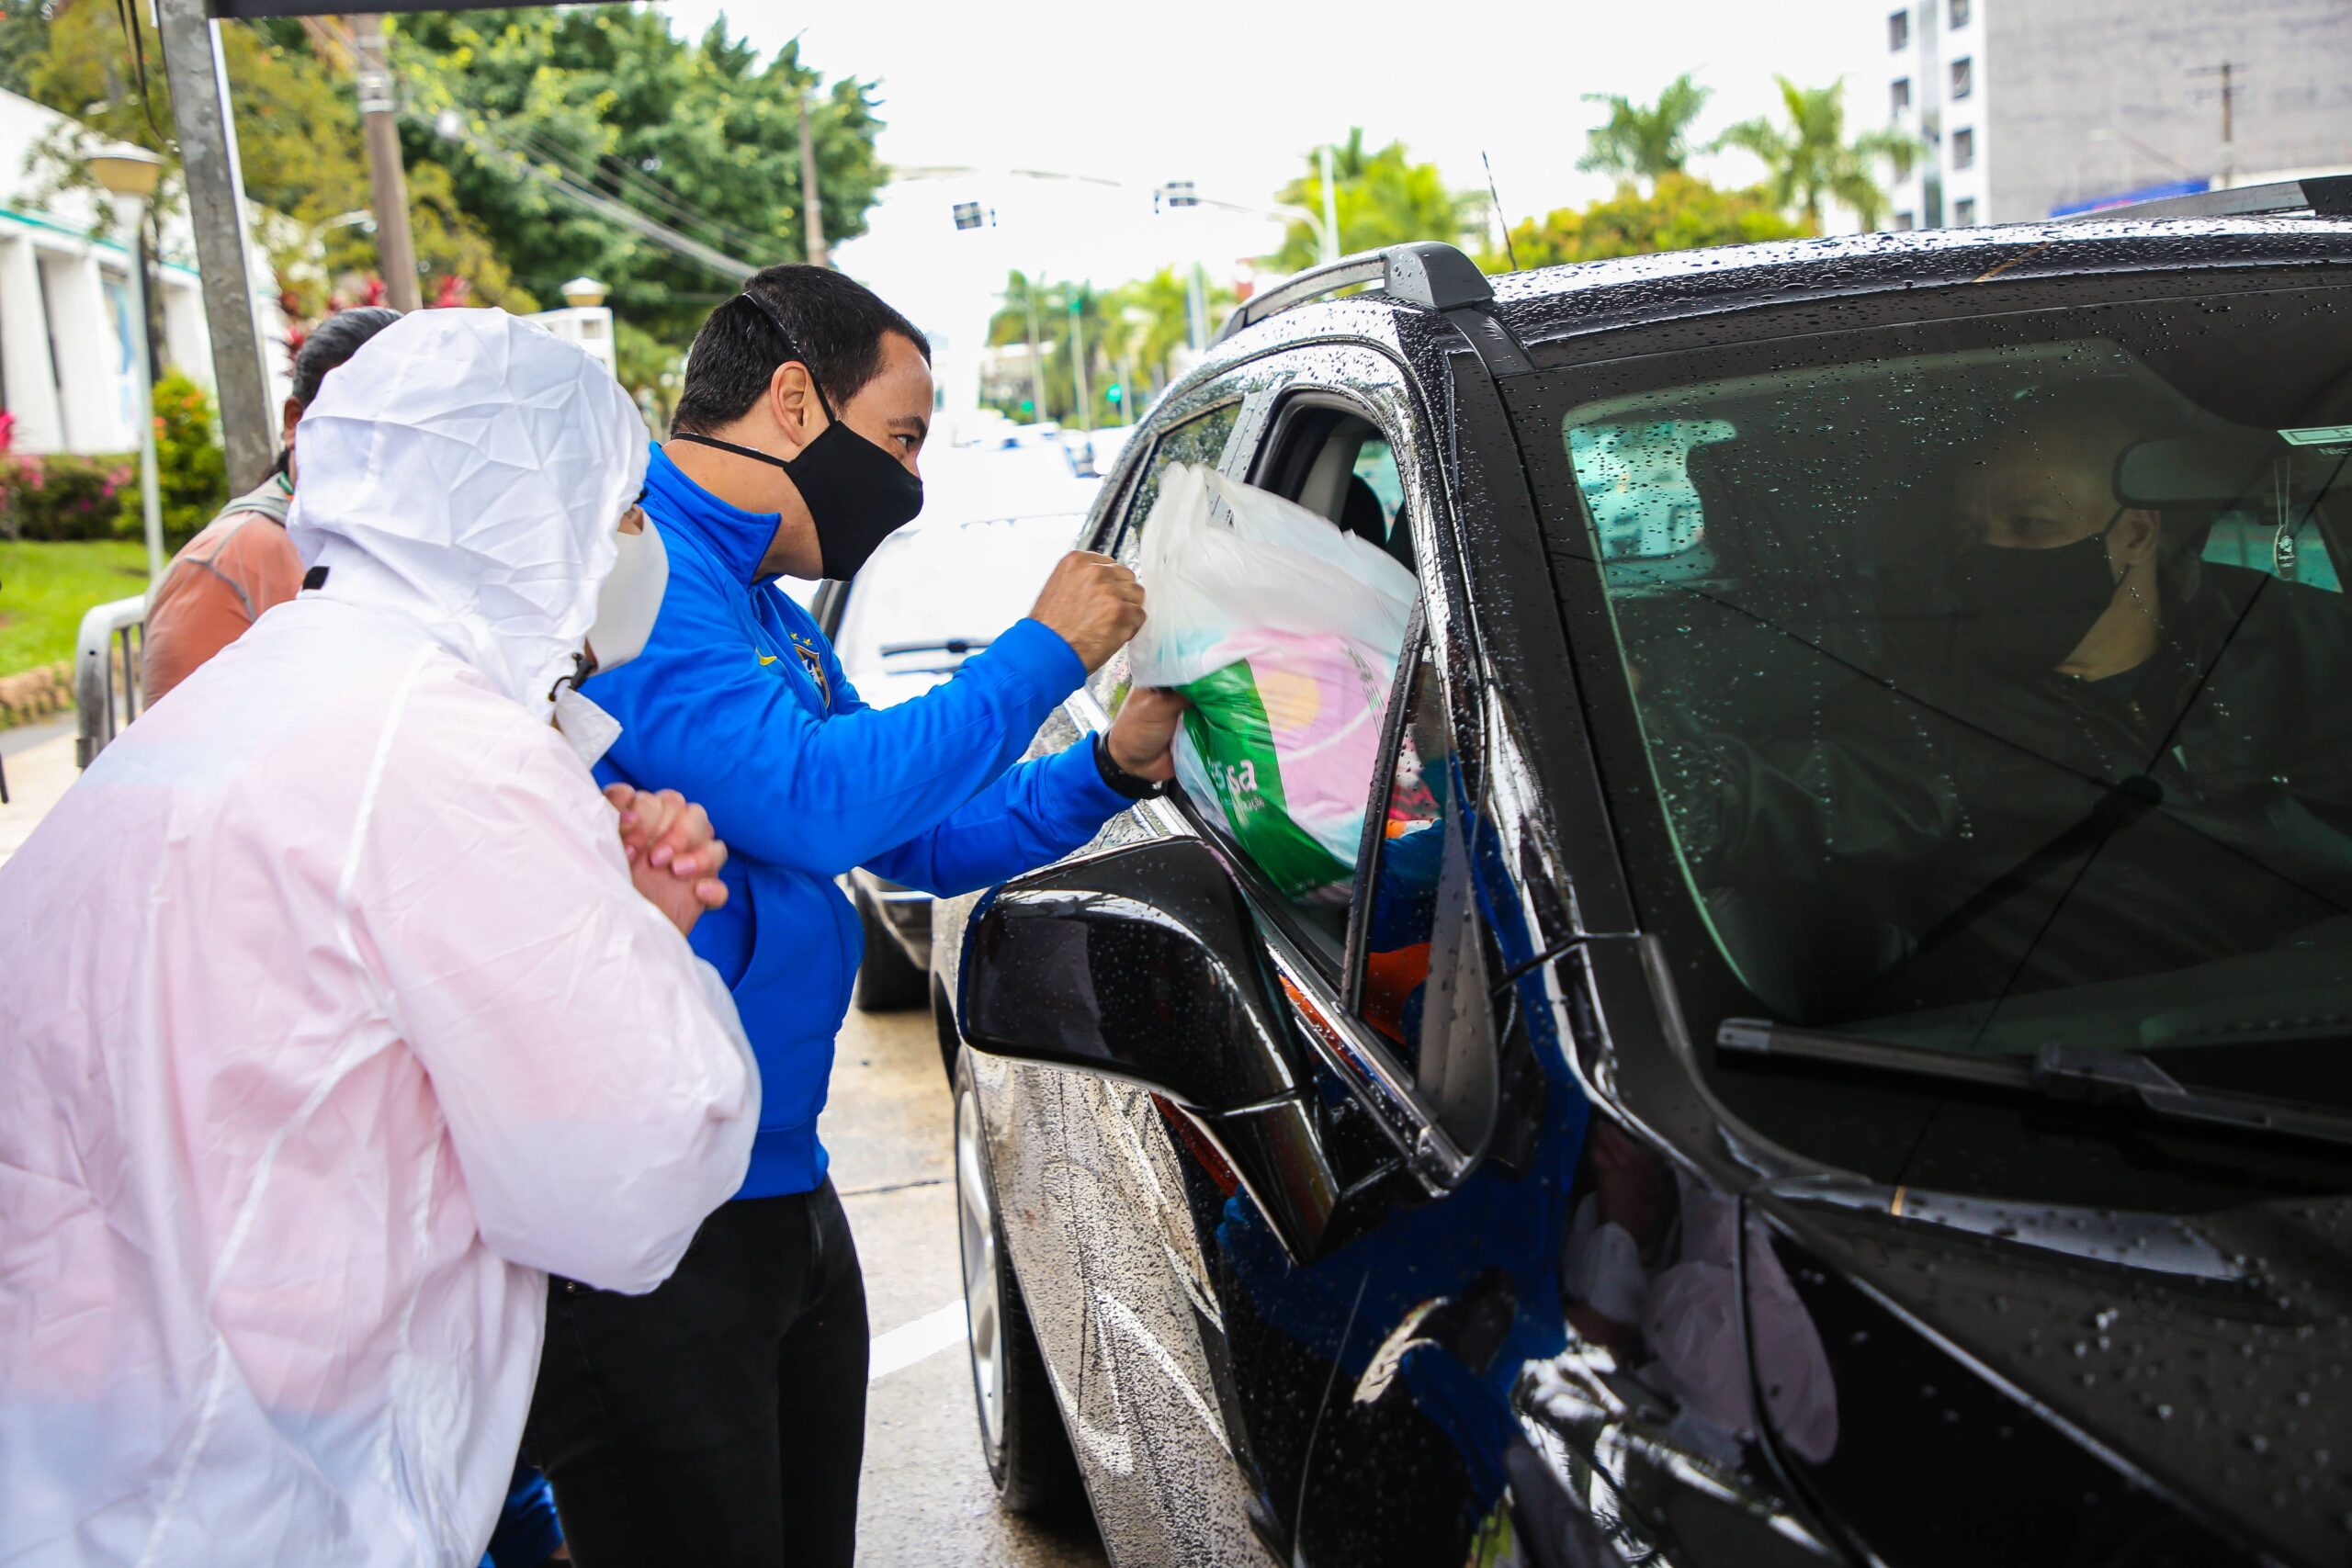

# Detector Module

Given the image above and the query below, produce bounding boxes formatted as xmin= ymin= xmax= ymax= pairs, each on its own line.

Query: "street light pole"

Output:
xmin=154 ymin=0 xmax=274 ymax=489
xmin=1068 ymin=289 xmax=1091 ymax=434
xmin=351 ymin=13 xmax=421 ymax=312
xmin=1023 ymin=276 xmax=1047 ymax=423
xmin=88 ymin=145 xmax=167 ymax=585
xmin=797 ymin=89 xmax=829 ymax=267
xmin=1318 ymin=143 xmax=1340 ymax=265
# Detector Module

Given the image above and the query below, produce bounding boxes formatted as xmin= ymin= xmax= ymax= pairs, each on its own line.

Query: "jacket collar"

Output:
xmin=644 ymin=440 xmax=781 ymax=587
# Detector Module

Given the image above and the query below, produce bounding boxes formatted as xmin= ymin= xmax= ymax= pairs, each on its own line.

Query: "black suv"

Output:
xmin=929 ymin=180 xmax=2352 ymax=1567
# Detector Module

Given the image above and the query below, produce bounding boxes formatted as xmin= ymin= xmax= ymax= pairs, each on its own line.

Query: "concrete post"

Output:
xmin=156 ymin=0 xmax=276 ymax=489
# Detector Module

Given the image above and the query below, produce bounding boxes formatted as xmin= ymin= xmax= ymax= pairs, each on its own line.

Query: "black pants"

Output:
xmin=526 ymin=1181 xmax=869 ymax=1567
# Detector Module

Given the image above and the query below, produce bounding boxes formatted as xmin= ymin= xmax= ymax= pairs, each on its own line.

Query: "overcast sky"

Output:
xmin=656 ymin=0 xmax=1872 ymax=396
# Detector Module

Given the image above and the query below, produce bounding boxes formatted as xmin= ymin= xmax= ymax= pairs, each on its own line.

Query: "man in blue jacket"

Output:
xmin=524 ymin=265 xmax=1182 ymax=1563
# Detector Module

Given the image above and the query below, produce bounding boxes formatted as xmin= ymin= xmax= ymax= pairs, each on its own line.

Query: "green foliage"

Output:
xmin=0 ymin=453 xmax=133 ymax=542
xmin=986 ymin=267 xmax=1235 ymax=427
xmin=1579 ymin=73 xmax=1713 ymax=185
xmin=1494 ymin=174 xmax=1810 ymax=271
xmin=16 ymin=5 xmax=888 ymax=399
xmin=148 ymin=369 xmax=230 ymax=547
xmin=1272 ymin=130 xmax=1482 ymax=273
xmin=0 ymin=376 xmax=223 ymax=548
xmin=19 ymin=3 xmax=531 ymax=312
xmin=390 ymin=9 xmax=888 ymax=349
xmin=0 ymin=539 xmax=150 ymax=680
xmin=1713 ymin=76 xmax=1919 ymax=231
xmin=0 ymin=0 xmax=51 ymax=98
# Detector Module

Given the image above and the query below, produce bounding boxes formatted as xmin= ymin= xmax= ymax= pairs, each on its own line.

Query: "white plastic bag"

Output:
xmin=1126 ymin=463 xmax=1418 ymax=900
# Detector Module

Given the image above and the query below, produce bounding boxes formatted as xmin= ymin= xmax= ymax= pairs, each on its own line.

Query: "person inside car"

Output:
xmin=141 ymin=306 xmax=402 ymax=705
xmin=1658 ymin=394 xmax=2352 ymax=1017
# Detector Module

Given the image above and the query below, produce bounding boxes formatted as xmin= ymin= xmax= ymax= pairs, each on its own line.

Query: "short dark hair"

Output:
xmin=277 ymin=305 xmax=401 ymax=475
xmin=292 ymin=306 xmax=402 ymax=408
xmin=671 ymin=265 xmax=930 ymax=434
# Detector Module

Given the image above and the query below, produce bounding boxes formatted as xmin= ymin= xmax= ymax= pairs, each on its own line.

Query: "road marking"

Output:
xmin=870 ymin=1301 xmax=967 ymax=1382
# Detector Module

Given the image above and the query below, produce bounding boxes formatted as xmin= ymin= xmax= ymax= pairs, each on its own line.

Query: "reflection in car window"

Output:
xmin=1545 ymin=288 xmax=2352 ymax=1073
xmin=1114 ymin=403 xmax=1244 ymax=566
xmin=1358 ymin=643 xmax=1451 ymax=1070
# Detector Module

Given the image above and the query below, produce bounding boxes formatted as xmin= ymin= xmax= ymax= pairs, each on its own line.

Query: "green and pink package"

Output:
xmin=1126 ymin=463 xmax=1418 ymax=903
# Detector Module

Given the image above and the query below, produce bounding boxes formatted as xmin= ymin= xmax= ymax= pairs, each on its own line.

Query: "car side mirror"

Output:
xmin=960 ymin=837 xmax=1306 ymax=1110
xmin=957 ymin=837 xmax=1350 ymax=1260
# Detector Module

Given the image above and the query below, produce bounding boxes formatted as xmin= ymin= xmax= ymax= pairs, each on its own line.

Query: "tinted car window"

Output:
xmin=1356 ymin=641 xmax=1451 ymax=1067
xmin=1112 ymin=403 xmax=1243 ymax=565
xmin=1533 ymin=285 xmax=2352 ymax=1081
xmin=1088 ymin=403 xmax=1245 ymax=716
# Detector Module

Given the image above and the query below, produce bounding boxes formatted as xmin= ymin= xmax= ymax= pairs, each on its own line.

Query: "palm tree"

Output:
xmin=1272 ymin=130 xmax=1482 ymax=272
xmin=1578 ymin=73 xmax=1713 ymax=186
xmin=1713 ymin=76 xmax=1919 ymax=231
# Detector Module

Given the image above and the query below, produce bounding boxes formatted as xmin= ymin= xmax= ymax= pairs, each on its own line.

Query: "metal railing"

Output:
xmin=75 ymin=594 xmax=149 ymax=768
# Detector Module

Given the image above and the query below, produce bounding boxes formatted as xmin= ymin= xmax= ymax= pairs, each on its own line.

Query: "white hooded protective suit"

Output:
xmin=0 ymin=309 xmax=759 ymax=1567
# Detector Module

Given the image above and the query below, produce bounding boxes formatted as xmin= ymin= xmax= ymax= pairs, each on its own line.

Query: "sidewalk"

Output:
xmin=0 ymin=718 xmax=79 ymax=870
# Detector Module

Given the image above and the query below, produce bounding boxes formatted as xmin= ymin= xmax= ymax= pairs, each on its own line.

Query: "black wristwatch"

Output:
xmin=1092 ymin=734 xmax=1169 ymax=801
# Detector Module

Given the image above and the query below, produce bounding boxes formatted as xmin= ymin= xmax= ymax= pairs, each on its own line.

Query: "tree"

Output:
xmin=1578 ymin=73 xmax=1713 ymax=186
xmin=19 ymin=3 xmax=529 ymax=318
xmin=0 ymin=0 xmax=51 ymax=98
xmin=1271 ymin=129 xmax=1482 ymax=273
xmin=984 ymin=267 xmax=1235 ymax=426
xmin=1493 ymin=174 xmax=1809 ymax=270
xmin=390 ymin=10 xmax=887 ymax=350
xmin=1713 ymin=76 xmax=1918 ymax=231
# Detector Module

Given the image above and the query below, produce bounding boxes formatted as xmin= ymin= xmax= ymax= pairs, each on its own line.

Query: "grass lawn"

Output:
xmin=0 ymin=540 xmax=151 ymax=679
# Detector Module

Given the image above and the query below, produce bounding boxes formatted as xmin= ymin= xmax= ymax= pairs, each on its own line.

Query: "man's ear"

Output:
xmin=2113 ymin=508 xmax=2164 ymax=566
xmin=766 ymin=361 xmax=820 ymax=448
xmin=280 ymin=396 xmax=303 ymax=448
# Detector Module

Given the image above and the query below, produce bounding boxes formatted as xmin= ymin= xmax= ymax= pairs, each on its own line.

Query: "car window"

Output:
xmin=1151 ymin=405 xmax=1421 ymax=965
xmin=1111 ymin=403 xmax=1244 ymax=566
xmin=1087 ymin=403 xmax=1245 ymax=715
xmin=1524 ymin=284 xmax=2352 ymax=1087
xmin=1354 ymin=640 xmax=1452 ymax=1067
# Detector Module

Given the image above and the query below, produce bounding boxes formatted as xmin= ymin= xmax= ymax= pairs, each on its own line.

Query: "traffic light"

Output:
xmin=1105 ymin=384 xmax=1124 ymax=406
xmin=1019 ymin=398 xmax=1035 ymax=415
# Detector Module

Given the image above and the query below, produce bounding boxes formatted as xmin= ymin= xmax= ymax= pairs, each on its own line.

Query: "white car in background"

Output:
xmin=810 ymin=444 xmax=1097 ymax=1010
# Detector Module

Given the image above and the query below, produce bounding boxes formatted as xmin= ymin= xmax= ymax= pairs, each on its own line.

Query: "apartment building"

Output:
xmin=1873 ymin=0 xmax=2352 ymax=227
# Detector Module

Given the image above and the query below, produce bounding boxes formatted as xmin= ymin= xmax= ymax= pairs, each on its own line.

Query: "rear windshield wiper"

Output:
xmin=1717 ymin=1018 xmax=2352 ymax=1151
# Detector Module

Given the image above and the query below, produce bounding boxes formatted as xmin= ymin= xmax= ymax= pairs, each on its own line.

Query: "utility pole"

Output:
xmin=1023 ymin=276 xmax=1046 ymax=423
xmin=1185 ymin=260 xmax=1208 ymax=351
xmin=2188 ymin=62 xmax=2245 ymax=189
xmin=1318 ymin=142 xmax=1340 ymax=264
xmin=155 ymin=0 xmax=274 ymax=487
xmin=351 ymin=13 xmax=421 ymax=311
xmin=797 ymin=89 xmax=829 ymax=266
xmin=1068 ymin=288 xmax=1091 ymax=434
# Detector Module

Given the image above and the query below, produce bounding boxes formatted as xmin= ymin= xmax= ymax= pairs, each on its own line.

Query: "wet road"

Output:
xmin=821 ymin=1000 xmax=1108 ymax=1568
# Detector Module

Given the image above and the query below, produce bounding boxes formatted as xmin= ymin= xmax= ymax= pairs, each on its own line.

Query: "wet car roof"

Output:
xmin=1189 ymin=216 xmax=2352 ymax=383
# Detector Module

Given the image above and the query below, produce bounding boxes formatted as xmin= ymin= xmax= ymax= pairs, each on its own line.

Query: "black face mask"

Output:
xmin=1948 ymin=513 xmax=2125 ymax=678
xmin=673 ymin=294 xmax=923 ymax=579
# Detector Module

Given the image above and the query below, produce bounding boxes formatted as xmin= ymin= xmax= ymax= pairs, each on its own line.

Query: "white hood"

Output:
xmin=287 ymin=308 xmax=650 ymax=710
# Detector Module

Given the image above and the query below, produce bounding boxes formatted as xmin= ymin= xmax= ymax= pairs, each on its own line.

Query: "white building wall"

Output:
xmin=1 ymin=87 xmax=295 ymax=457
xmin=0 ymin=231 xmax=62 ymax=450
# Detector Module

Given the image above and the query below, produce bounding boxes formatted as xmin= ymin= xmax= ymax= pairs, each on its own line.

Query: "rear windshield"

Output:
xmin=1531 ymin=283 xmax=2352 ymax=1069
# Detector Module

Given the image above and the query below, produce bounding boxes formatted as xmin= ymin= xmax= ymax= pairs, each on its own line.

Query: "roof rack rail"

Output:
xmin=2058 ymin=175 xmax=2352 ymax=223
xmin=1216 ymin=241 xmax=1492 ymax=344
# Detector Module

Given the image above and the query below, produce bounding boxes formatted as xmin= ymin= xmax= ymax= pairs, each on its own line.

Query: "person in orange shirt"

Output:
xmin=141 ymin=307 xmax=401 ymax=705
